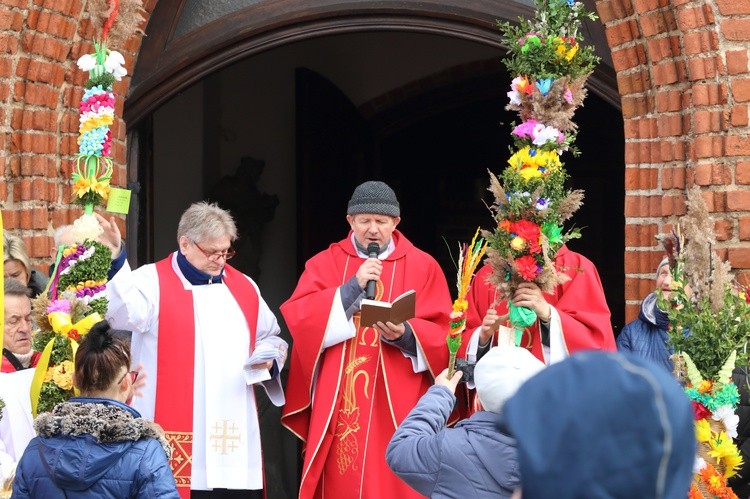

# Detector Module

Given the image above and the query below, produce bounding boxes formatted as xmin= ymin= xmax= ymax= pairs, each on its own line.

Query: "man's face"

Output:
xmin=656 ymin=264 xmax=672 ymax=299
xmin=4 ymin=295 xmax=32 ymax=355
xmin=4 ymin=259 xmax=28 ymax=285
xmin=347 ymin=213 xmax=400 ymax=249
xmin=179 ymin=235 xmax=233 ymax=277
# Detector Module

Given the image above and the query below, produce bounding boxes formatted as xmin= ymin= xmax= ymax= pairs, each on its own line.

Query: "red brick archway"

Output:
xmin=1 ymin=0 xmax=748 ymax=321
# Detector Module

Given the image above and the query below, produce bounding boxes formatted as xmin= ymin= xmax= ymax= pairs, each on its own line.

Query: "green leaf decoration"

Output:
xmin=681 ymin=352 xmax=704 ymax=387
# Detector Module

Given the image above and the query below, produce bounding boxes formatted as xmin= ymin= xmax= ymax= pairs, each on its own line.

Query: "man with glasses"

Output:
xmin=98 ymin=201 xmax=287 ymax=499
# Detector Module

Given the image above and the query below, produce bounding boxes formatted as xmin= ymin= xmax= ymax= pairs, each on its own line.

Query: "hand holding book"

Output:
xmin=359 ymin=289 xmax=416 ymax=327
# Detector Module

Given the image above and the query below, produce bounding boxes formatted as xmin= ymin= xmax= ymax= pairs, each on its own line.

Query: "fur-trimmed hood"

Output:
xmin=31 ymin=397 xmax=171 ymax=491
xmin=36 ymin=398 xmax=171 ymax=456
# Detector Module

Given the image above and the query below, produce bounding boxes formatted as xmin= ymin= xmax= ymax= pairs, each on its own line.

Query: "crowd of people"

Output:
xmin=0 ymin=180 xmax=733 ymax=498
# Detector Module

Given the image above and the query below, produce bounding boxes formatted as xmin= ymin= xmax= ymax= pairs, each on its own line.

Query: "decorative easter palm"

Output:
xmin=484 ymin=0 xmax=599 ymax=340
xmin=30 ymin=0 xmax=144 ymax=415
xmin=447 ymin=229 xmax=487 ymax=377
xmin=658 ymin=188 xmax=750 ymax=498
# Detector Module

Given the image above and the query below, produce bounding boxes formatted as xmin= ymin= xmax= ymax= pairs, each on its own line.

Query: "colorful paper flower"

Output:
xmin=695 ymin=418 xmax=711 ymax=442
xmin=52 ymin=361 xmax=75 ymax=391
xmin=713 ymin=405 xmax=740 ymax=439
xmin=515 ymin=255 xmax=540 ymax=280
xmin=104 ymin=50 xmax=127 ymax=80
xmin=692 ymin=400 xmax=711 ymax=421
xmin=535 ymin=78 xmax=553 ymax=96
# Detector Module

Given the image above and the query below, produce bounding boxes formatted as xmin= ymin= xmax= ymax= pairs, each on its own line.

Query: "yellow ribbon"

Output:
xmin=30 ymin=311 xmax=102 ymax=416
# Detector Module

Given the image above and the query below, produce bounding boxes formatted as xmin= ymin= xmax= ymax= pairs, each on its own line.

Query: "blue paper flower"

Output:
xmin=535 ymin=78 xmax=553 ymax=96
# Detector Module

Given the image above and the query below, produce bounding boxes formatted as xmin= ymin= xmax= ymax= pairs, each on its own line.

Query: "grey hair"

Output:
xmin=177 ymin=202 xmax=238 ymax=245
xmin=4 ymin=276 xmax=30 ymax=297
xmin=3 ymin=233 xmax=31 ymax=278
xmin=53 ymin=225 xmax=74 ymax=246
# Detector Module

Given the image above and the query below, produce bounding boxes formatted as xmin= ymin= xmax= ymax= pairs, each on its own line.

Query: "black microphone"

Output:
xmin=365 ymin=242 xmax=379 ymax=299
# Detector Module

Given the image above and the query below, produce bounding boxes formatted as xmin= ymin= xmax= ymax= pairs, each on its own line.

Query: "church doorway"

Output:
xmin=125 ymin=4 xmax=623 ymax=497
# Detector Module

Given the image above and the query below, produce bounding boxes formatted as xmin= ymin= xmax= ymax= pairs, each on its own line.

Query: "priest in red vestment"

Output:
xmin=462 ymin=245 xmax=615 ymax=366
xmin=281 ymin=181 xmax=452 ymax=499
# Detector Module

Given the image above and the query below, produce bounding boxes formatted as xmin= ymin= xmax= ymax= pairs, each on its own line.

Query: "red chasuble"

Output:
xmin=463 ymin=245 xmax=616 ymax=361
xmin=281 ymin=231 xmax=452 ymax=499
xmin=154 ymin=257 xmax=259 ymax=498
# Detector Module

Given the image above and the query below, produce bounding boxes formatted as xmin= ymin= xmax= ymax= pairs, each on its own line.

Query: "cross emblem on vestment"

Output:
xmin=210 ymin=420 xmax=241 ymax=455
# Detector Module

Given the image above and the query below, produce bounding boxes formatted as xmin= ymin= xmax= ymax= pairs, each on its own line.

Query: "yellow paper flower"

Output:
xmin=74 ymin=177 xmax=110 ymax=200
xmin=43 ymin=367 xmax=55 ymax=383
xmin=564 ymin=44 xmax=578 ymax=61
xmin=78 ymin=114 xmax=114 ymax=134
xmin=536 ymin=150 xmax=562 ymax=170
xmin=695 ymin=418 xmax=712 ymax=443
xmin=52 ymin=361 xmax=75 ymax=391
xmin=74 ymin=178 xmax=92 ymax=198
xmin=510 ymin=237 xmax=526 ymax=251
xmin=708 ymin=432 xmax=740 ymax=472
xmin=91 ymin=180 xmax=110 ymax=200
xmin=451 ymin=299 xmax=468 ymax=314
xmin=723 ymin=451 xmax=743 ymax=478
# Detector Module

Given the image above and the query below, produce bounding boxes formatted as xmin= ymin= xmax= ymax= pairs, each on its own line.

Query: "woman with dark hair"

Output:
xmin=11 ymin=321 xmax=178 ymax=498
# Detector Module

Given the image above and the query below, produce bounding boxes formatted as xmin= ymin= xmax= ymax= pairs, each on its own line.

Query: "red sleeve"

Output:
xmin=550 ymin=249 xmax=616 ymax=353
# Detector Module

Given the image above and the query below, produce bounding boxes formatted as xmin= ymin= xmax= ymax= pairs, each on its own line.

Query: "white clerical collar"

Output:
xmin=351 ymin=235 xmax=395 ymax=259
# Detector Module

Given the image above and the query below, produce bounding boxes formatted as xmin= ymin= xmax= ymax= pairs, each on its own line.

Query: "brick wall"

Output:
xmin=0 ymin=0 xmax=153 ymax=272
xmin=597 ymin=0 xmax=750 ymax=321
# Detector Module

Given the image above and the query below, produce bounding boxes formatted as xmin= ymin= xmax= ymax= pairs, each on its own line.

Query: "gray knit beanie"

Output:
xmin=656 ymin=257 xmax=670 ymax=278
xmin=347 ymin=181 xmax=400 ymax=217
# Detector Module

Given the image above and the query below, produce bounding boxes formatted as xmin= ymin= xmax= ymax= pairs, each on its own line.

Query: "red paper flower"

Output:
xmin=512 ymin=220 xmax=541 ymax=242
xmin=67 ymin=329 xmax=80 ymax=341
xmin=691 ymin=400 xmax=711 ymax=421
xmin=515 ymin=255 xmax=540 ymax=280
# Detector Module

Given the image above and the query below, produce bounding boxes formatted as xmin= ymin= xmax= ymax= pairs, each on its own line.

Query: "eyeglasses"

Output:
xmin=118 ymin=370 xmax=139 ymax=384
xmin=193 ymin=241 xmax=236 ymax=262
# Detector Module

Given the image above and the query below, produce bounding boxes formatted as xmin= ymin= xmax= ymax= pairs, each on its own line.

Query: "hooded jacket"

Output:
xmin=386 ymin=385 xmax=519 ymax=498
xmin=616 ymin=292 xmax=673 ymax=372
xmin=12 ymin=397 xmax=178 ymax=498
xmin=503 ymin=351 xmax=695 ymax=499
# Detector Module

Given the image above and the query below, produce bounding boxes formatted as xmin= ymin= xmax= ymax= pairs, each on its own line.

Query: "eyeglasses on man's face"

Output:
xmin=118 ymin=370 xmax=139 ymax=384
xmin=192 ymin=241 xmax=236 ymax=262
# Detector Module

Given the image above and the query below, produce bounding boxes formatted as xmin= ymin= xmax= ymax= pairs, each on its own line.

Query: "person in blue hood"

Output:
xmin=11 ymin=320 xmax=178 ymax=498
xmin=386 ymin=346 xmax=545 ymax=498
xmin=503 ymin=351 xmax=695 ymax=499
xmin=616 ymin=257 xmax=674 ymax=372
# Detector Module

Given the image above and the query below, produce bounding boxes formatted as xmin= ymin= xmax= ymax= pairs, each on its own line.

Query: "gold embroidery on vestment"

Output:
xmin=210 ymin=420 xmax=241 ymax=455
xmin=165 ymin=431 xmax=193 ymax=487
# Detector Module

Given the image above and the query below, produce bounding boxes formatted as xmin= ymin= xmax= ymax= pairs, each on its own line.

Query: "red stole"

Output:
xmin=154 ymin=256 xmax=259 ymax=498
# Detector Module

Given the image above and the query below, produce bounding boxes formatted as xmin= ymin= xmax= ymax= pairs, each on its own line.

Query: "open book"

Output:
xmin=360 ymin=289 xmax=416 ymax=326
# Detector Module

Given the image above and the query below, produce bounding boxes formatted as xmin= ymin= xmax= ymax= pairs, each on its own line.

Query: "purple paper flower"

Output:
xmin=47 ymin=300 xmax=72 ymax=315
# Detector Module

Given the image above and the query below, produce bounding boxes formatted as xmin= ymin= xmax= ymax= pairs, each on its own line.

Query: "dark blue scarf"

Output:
xmin=176 ymin=251 xmax=223 ymax=285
